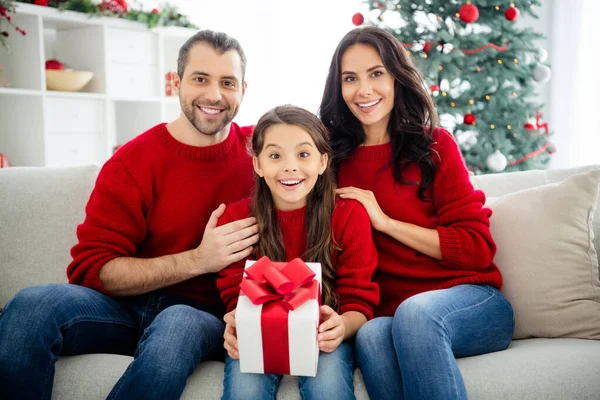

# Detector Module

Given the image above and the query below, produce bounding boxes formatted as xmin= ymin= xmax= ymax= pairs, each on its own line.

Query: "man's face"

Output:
xmin=177 ymin=43 xmax=246 ymax=136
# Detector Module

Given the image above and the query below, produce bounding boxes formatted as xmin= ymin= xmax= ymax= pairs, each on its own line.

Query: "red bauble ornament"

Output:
xmin=34 ymin=0 xmax=49 ymax=6
xmin=151 ymin=8 xmax=160 ymax=14
xmin=459 ymin=3 xmax=479 ymax=23
xmin=464 ymin=113 xmax=476 ymax=125
xmin=352 ymin=13 xmax=364 ymax=26
xmin=524 ymin=122 xmax=536 ymax=130
xmin=505 ymin=6 xmax=519 ymax=21
xmin=423 ymin=41 xmax=431 ymax=53
xmin=430 ymin=84 xmax=440 ymax=93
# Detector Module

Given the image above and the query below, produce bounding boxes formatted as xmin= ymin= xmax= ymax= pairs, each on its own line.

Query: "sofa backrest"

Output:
xmin=1 ymin=164 xmax=598 ymax=308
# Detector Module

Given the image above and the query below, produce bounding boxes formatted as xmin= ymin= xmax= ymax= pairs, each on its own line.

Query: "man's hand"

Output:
xmin=223 ymin=309 xmax=239 ymax=359
xmin=317 ymin=305 xmax=346 ymax=353
xmin=192 ymin=204 xmax=259 ymax=274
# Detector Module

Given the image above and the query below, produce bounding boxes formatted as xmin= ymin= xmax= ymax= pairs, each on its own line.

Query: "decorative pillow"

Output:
xmin=487 ymin=170 xmax=600 ymax=339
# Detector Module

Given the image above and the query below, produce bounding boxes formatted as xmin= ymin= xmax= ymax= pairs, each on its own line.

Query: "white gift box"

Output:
xmin=236 ymin=259 xmax=322 ymax=377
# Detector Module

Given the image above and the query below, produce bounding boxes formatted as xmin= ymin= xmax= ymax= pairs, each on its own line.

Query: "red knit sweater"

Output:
xmin=337 ymin=128 xmax=502 ymax=317
xmin=216 ymin=198 xmax=380 ymax=320
xmin=67 ymin=123 xmax=255 ymax=312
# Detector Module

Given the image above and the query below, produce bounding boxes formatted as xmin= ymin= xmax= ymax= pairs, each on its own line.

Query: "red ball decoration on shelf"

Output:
xmin=458 ymin=2 xmax=479 ymax=23
xmin=464 ymin=113 xmax=476 ymax=125
xmin=505 ymin=6 xmax=519 ymax=21
xmin=352 ymin=13 xmax=364 ymax=26
xmin=423 ymin=41 xmax=431 ymax=53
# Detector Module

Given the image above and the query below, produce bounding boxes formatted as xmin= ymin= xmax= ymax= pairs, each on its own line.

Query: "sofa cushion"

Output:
xmin=487 ymin=169 xmax=600 ymax=339
xmin=49 ymin=338 xmax=600 ymax=400
xmin=0 ymin=166 xmax=99 ymax=308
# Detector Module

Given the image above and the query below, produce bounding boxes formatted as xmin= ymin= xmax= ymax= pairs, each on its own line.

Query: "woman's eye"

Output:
xmin=372 ymin=71 xmax=383 ymax=77
xmin=343 ymin=76 xmax=356 ymax=82
xmin=269 ymin=153 xmax=280 ymax=159
xmin=298 ymin=152 xmax=310 ymax=158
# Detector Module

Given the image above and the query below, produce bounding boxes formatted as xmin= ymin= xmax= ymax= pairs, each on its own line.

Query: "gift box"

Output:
xmin=236 ymin=256 xmax=321 ymax=377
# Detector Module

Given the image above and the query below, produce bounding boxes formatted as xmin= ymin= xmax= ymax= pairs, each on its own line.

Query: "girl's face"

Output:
xmin=340 ymin=43 xmax=395 ymax=137
xmin=253 ymin=124 xmax=328 ymax=211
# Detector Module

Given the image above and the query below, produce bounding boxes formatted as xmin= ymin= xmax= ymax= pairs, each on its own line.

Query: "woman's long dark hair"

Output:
xmin=319 ymin=26 xmax=438 ymax=200
xmin=251 ymin=105 xmax=339 ymax=311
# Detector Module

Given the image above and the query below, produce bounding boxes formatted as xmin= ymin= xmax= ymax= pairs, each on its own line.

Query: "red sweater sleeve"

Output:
xmin=215 ymin=208 xmax=247 ymax=312
xmin=67 ymin=161 xmax=147 ymax=293
xmin=333 ymin=200 xmax=380 ymax=320
xmin=432 ymin=129 xmax=496 ymax=270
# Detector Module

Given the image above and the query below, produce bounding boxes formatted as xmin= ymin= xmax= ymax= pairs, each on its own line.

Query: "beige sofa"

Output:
xmin=1 ymin=164 xmax=599 ymax=399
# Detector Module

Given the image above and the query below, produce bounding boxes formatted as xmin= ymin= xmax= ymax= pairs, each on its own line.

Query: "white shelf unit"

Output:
xmin=0 ymin=3 xmax=195 ymax=167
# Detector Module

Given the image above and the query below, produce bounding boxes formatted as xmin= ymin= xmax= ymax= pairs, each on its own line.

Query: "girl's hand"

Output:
xmin=223 ymin=309 xmax=239 ymax=359
xmin=317 ymin=305 xmax=345 ymax=353
xmin=336 ymin=187 xmax=389 ymax=232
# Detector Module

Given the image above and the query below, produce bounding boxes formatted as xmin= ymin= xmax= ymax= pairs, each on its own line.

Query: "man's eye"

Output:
xmin=298 ymin=152 xmax=310 ymax=158
xmin=194 ymin=77 xmax=205 ymax=83
xmin=269 ymin=153 xmax=280 ymax=159
xmin=223 ymin=81 xmax=235 ymax=88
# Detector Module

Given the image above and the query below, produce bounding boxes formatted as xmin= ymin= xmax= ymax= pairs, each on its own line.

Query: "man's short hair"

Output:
xmin=177 ymin=30 xmax=247 ymax=81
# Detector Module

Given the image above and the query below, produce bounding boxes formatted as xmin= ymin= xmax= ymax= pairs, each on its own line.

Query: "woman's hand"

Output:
xmin=317 ymin=305 xmax=346 ymax=353
xmin=223 ymin=309 xmax=239 ymax=359
xmin=336 ymin=187 xmax=389 ymax=232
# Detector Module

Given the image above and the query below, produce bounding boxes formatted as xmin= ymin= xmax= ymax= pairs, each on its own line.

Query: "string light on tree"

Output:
xmin=486 ymin=150 xmax=508 ymax=173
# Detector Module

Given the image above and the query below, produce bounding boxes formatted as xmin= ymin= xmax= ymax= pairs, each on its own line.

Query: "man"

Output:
xmin=0 ymin=30 xmax=258 ymax=399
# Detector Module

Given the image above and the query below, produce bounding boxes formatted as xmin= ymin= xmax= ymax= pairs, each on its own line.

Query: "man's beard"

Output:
xmin=182 ymin=100 xmax=238 ymax=136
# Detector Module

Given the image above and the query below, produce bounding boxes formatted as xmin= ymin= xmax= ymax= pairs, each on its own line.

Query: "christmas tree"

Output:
xmin=359 ymin=0 xmax=554 ymax=174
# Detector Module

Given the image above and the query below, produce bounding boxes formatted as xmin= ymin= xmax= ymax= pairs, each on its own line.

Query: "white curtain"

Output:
xmin=549 ymin=0 xmax=600 ymax=168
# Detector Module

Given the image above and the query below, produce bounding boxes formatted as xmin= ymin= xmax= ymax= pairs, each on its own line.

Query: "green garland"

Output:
xmin=18 ymin=0 xmax=198 ymax=29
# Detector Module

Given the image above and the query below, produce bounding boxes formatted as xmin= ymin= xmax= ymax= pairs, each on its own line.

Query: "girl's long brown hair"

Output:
xmin=251 ymin=105 xmax=339 ymax=311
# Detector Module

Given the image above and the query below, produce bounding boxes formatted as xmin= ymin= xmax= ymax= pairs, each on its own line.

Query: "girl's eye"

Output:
xmin=298 ymin=152 xmax=310 ymax=158
xmin=269 ymin=153 xmax=280 ymax=159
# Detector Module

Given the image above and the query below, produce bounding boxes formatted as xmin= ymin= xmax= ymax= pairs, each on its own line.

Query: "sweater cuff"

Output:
xmin=437 ymin=226 xmax=463 ymax=267
xmin=340 ymin=302 xmax=374 ymax=321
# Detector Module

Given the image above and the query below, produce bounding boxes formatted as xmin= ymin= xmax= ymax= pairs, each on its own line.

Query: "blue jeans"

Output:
xmin=356 ymin=284 xmax=514 ymax=400
xmin=222 ymin=341 xmax=356 ymax=400
xmin=0 ymin=283 xmax=225 ymax=400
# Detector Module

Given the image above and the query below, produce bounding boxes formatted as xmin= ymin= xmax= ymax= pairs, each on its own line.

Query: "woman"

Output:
xmin=319 ymin=26 xmax=514 ymax=400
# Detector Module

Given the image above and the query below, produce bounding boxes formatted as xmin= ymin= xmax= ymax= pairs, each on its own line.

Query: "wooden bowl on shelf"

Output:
xmin=45 ymin=70 xmax=94 ymax=92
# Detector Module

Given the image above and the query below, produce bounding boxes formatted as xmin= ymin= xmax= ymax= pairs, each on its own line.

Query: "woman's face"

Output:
xmin=253 ymin=124 xmax=328 ymax=211
xmin=340 ymin=44 xmax=395 ymax=137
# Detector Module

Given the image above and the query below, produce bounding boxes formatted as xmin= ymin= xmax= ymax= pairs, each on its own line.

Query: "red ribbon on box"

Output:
xmin=239 ymin=256 xmax=320 ymax=375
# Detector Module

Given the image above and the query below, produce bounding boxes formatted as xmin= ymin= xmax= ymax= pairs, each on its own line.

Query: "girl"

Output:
xmin=319 ymin=26 xmax=514 ymax=400
xmin=216 ymin=105 xmax=379 ymax=400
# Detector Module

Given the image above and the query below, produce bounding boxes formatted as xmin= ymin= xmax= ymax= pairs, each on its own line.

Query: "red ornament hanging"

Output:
xmin=464 ymin=113 xmax=476 ymax=125
xmin=458 ymin=2 xmax=479 ymax=23
xmin=423 ymin=41 xmax=431 ymax=53
xmin=430 ymin=84 xmax=440 ymax=93
xmin=505 ymin=6 xmax=519 ymax=21
xmin=352 ymin=12 xmax=364 ymax=26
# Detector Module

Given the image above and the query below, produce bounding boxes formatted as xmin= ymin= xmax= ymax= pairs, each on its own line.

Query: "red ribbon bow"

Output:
xmin=240 ymin=256 xmax=317 ymax=310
